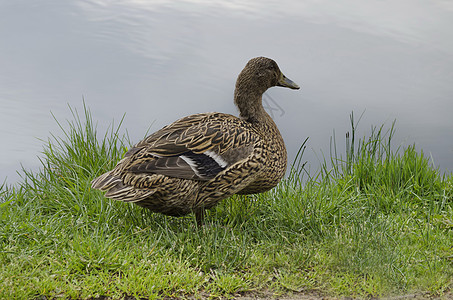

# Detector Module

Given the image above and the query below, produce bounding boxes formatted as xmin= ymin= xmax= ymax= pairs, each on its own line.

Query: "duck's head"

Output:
xmin=235 ymin=57 xmax=300 ymax=96
xmin=234 ymin=57 xmax=300 ymax=122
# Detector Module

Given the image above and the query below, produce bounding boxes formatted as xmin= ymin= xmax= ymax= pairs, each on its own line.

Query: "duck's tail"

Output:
xmin=91 ymin=171 xmax=118 ymax=191
xmin=91 ymin=171 xmax=153 ymax=202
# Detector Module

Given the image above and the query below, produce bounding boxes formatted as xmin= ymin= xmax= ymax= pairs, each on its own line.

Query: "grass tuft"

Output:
xmin=1 ymin=107 xmax=452 ymax=299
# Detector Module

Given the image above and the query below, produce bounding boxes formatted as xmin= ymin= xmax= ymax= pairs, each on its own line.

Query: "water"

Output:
xmin=1 ymin=0 xmax=452 ymax=184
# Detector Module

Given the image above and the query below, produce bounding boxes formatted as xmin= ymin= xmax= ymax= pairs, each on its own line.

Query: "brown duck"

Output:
xmin=91 ymin=57 xmax=300 ymax=224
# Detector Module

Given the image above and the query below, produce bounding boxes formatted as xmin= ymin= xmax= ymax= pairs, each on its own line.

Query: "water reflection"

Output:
xmin=1 ymin=0 xmax=452 ymax=183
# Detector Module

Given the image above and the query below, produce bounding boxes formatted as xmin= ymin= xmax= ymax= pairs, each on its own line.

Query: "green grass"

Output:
xmin=1 ymin=106 xmax=452 ymax=299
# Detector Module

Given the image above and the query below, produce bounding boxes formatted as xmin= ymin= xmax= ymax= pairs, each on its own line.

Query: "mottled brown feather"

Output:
xmin=91 ymin=57 xmax=299 ymax=223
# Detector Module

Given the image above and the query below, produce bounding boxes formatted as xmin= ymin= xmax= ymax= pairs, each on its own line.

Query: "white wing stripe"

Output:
xmin=180 ymin=155 xmax=202 ymax=177
xmin=204 ymin=150 xmax=228 ymax=168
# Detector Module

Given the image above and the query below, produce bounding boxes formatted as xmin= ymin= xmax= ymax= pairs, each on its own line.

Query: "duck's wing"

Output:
xmin=121 ymin=113 xmax=258 ymax=181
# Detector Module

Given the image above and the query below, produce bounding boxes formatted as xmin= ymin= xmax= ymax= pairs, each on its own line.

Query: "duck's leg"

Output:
xmin=195 ymin=209 xmax=205 ymax=226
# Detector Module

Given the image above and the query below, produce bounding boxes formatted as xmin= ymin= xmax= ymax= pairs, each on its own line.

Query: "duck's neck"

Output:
xmin=234 ymin=84 xmax=270 ymax=124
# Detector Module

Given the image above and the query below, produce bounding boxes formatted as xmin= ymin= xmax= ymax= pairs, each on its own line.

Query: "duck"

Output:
xmin=91 ymin=57 xmax=300 ymax=224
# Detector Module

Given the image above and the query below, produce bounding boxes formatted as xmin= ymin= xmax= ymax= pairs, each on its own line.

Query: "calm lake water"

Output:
xmin=1 ymin=0 xmax=452 ymax=184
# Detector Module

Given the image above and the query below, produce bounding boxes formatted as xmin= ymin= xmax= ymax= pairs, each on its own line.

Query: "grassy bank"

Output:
xmin=1 ymin=107 xmax=452 ymax=299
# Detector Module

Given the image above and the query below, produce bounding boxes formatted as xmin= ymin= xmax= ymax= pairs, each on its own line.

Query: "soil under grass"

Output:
xmin=1 ymin=106 xmax=452 ymax=299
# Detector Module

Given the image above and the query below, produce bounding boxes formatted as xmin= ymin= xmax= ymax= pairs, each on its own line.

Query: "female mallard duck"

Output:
xmin=92 ymin=57 xmax=300 ymax=224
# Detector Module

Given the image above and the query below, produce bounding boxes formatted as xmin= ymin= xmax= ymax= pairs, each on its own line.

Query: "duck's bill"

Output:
xmin=278 ymin=74 xmax=300 ymax=90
